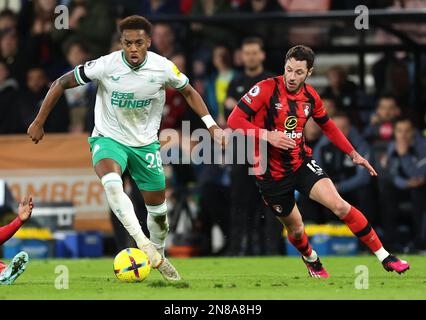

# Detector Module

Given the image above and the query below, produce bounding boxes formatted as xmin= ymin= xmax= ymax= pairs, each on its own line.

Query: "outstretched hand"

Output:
xmin=18 ymin=195 xmax=33 ymax=222
xmin=350 ymin=151 xmax=377 ymax=176
xmin=208 ymin=125 xmax=226 ymax=147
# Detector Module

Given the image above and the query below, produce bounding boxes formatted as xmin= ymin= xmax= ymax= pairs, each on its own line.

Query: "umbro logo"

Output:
xmin=111 ymin=76 xmax=120 ymax=81
xmin=93 ymin=144 xmax=100 ymax=155
xmin=275 ymin=103 xmax=282 ymax=109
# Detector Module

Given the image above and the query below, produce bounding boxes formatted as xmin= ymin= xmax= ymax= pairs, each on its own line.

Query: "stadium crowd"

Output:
xmin=0 ymin=0 xmax=425 ymax=255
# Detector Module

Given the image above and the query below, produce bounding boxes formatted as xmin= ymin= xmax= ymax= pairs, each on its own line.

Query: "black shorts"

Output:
xmin=256 ymin=157 xmax=328 ymax=217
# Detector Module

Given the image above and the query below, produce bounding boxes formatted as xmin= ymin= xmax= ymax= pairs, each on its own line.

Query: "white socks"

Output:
xmin=101 ymin=173 xmax=150 ymax=249
xmin=374 ymin=247 xmax=390 ymax=262
xmin=303 ymin=249 xmax=318 ymax=263
xmin=146 ymin=201 xmax=169 ymax=256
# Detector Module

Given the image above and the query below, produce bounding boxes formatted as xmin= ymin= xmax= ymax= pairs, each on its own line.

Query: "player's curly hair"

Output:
xmin=285 ymin=45 xmax=315 ymax=70
xmin=118 ymin=15 xmax=153 ymax=36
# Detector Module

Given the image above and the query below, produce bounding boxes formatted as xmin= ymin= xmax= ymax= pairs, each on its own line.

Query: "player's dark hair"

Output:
xmin=378 ymin=93 xmax=398 ymax=102
xmin=0 ymin=9 xmax=16 ymax=20
xmin=119 ymin=15 xmax=152 ymax=36
xmin=285 ymin=45 xmax=315 ymax=70
xmin=214 ymin=45 xmax=233 ymax=69
xmin=394 ymin=116 xmax=414 ymax=128
xmin=242 ymin=37 xmax=264 ymax=50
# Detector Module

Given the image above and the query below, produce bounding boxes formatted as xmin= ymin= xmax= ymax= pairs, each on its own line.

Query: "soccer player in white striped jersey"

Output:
xmin=27 ymin=15 xmax=224 ymax=281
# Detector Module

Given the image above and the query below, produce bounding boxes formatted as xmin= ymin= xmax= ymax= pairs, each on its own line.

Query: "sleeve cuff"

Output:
xmin=176 ymin=78 xmax=189 ymax=91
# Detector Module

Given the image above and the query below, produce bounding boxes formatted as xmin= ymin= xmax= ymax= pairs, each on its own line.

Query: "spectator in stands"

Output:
xmin=322 ymin=65 xmax=361 ymax=124
xmin=239 ymin=0 xmax=280 ymax=12
xmin=0 ymin=29 xmax=29 ymax=87
xmin=0 ymin=60 xmax=23 ymax=134
xmin=17 ymin=67 xmax=70 ymax=133
xmin=189 ymin=0 xmax=236 ymax=50
xmin=316 ymin=112 xmax=374 ymax=212
xmin=161 ymin=53 xmax=188 ymax=131
xmin=299 ymin=112 xmax=375 ymax=224
xmin=17 ymin=0 xmax=67 ymax=80
xmin=224 ymin=37 xmax=282 ymax=256
xmin=51 ymin=0 xmax=116 ymax=58
xmin=278 ymin=0 xmax=331 ymax=11
xmin=195 ymin=45 xmax=235 ymax=255
xmin=363 ymin=95 xmax=401 ymax=151
xmin=151 ymin=23 xmax=182 ymax=59
xmin=322 ymin=95 xmax=338 ymax=117
xmin=277 ymin=0 xmax=331 ymax=46
xmin=205 ymin=45 xmax=236 ymax=128
xmin=139 ymin=0 xmax=182 ymax=15
xmin=18 ymin=0 xmax=56 ymax=38
xmin=0 ymin=9 xmax=17 ymax=35
xmin=380 ymin=117 xmax=426 ymax=251
xmin=364 ymin=95 xmax=401 ymax=180
xmin=63 ymin=40 xmax=96 ymax=133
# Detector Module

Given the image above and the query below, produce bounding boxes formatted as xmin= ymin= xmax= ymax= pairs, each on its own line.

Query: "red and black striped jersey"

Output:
xmin=235 ymin=75 xmax=330 ymax=181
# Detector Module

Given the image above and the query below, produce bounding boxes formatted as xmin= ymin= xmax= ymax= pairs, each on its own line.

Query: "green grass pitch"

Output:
xmin=1 ymin=255 xmax=425 ymax=300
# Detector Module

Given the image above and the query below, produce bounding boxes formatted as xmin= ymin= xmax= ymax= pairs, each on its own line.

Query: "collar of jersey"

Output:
xmin=121 ymin=50 xmax=147 ymax=71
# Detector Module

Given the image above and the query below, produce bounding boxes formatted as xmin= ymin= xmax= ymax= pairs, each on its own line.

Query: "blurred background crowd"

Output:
xmin=0 ymin=0 xmax=425 ymax=256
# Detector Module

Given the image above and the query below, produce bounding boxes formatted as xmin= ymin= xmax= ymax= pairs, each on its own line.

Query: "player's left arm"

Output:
xmin=0 ymin=196 xmax=33 ymax=245
xmin=164 ymin=57 xmax=224 ymax=146
xmin=180 ymin=84 xmax=224 ymax=146
xmin=310 ymin=89 xmax=377 ymax=176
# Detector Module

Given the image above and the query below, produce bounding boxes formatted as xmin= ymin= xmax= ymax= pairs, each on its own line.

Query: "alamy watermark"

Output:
xmin=354 ymin=5 xmax=369 ymax=30
xmin=354 ymin=265 xmax=369 ymax=289
xmin=159 ymin=122 xmax=268 ymax=176
xmin=55 ymin=265 xmax=69 ymax=289
xmin=54 ymin=5 xmax=69 ymax=30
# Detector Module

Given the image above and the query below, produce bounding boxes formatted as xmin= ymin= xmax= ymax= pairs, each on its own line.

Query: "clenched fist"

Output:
xmin=27 ymin=121 xmax=44 ymax=144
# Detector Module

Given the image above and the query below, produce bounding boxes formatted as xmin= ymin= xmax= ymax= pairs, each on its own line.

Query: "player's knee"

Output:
xmin=287 ymin=223 xmax=305 ymax=239
xmin=332 ymin=199 xmax=350 ymax=217
xmin=101 ymin=172 xmax=124 ymax=205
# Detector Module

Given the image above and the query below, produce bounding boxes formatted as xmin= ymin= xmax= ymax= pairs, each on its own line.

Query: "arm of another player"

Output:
xmin=27 ymin=71 xmax=79 ymax=144
xmin=227 ymin=82 xmax=296 ymax=150
xmin=180 ymin=84 xmax=225 ymax=146
xmin=0 ymin=196 xmax=33 ymax=245
xmin=227 ymin=107 xmax=296 ymax=150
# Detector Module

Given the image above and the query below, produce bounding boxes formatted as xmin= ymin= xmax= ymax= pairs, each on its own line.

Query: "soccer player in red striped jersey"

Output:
xmin=0 ymin=196 xmax=33 ymax=285
xmin=227 ymin=45 xmax=409 ymax=278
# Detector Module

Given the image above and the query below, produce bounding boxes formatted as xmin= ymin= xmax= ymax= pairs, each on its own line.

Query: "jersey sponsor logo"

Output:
xmin=284 ymin=116 xmax=298 ymax=130
xmin=172 ymin=63 xmax=182 ymax=77
xmin=85 ymin=60 xmax=96 ymax=69
xmin=284 ymin=130 xmax=303 ymax=139
xmin=111 ymin=91 xmax=152 ymax=109
xmin=284 ymin=116 xmax=302 ymax=138
xmin=248 ymin=85 xmax=260 ymax=97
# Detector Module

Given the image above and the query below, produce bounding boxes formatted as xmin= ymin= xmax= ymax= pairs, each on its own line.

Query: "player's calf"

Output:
xmin=146 ymin=201 xmax=169 ymax=257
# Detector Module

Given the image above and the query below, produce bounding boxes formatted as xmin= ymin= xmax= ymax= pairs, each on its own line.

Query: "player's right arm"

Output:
xmin=27 ymin=71 xmax=79 ymax=144
xmin=28 ymin=57 xmax=104 ymax=144
xmin=227 ymin=81 xmax=296 ymax=150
